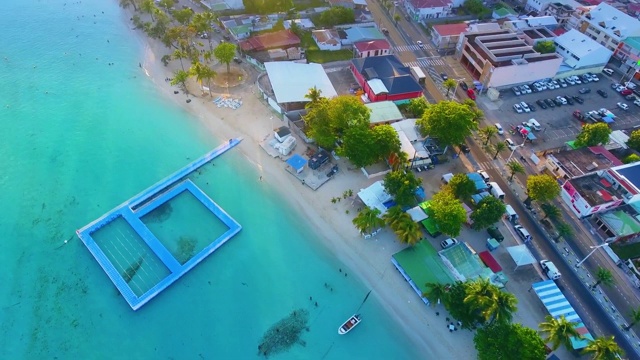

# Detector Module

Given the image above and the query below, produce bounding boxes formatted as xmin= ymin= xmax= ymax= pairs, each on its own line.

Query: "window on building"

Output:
xmin=571 ymin=54 xmax=580 ymax=61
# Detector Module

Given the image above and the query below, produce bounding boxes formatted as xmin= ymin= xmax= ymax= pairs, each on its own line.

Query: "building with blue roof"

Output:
xmin=350 ymin=55 xmax=424 ymax=103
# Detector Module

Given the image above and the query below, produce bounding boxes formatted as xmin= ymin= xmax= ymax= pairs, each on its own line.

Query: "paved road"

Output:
xmin=465 ymin=136 xmax=640 ymax=358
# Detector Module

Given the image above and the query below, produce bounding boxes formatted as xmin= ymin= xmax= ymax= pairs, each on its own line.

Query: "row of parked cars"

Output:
xmin=514 ymin=95 xmax=586 ymax=113
xmin=512 ymin=73 xmax=601 ymax=97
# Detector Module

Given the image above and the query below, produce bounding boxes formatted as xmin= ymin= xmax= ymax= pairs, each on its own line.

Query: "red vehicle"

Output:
xmin=573 ymin=110 xmax=585 ymax=122
xmin=467 ymin=88 xmax=476 ymax=100
xmin=621 ymin=89 xmax=633 ymax=96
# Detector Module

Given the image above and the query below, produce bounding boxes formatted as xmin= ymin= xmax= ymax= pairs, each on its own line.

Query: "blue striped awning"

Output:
xmin=532 ymin=280 xmax=594 ymax=349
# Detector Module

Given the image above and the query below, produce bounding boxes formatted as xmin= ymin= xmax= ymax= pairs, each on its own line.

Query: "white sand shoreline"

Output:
xmin=118 ymin=6 xmax=477 ymax=358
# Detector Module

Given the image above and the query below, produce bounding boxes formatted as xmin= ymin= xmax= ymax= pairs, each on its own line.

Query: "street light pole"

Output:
xmin=575 ymin=243 xmax=610 ymax=268
xmin=506 ymin=139 xmax=527 ymax=163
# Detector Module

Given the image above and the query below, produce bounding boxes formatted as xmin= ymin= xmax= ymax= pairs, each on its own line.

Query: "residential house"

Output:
xmin=263 ymin=62 xmax=338 ymax=112
xmin=312 ymin=29 xmax=342 ymax=51
xmin=519 ymin=27 xmax=557 ymax=46
xmin=326 ymin=0 xmax=368 ymax=9
xmin=578 ymin=3 xmax=640 ymax=52
xmin=525 ymin=0 xmax=580 ymax=14
xmin=404 ymin=0 xmax=453 ymax=23
xmin=614 ymin=37 xmax=640 ymax=80
xmin=543 ymin=2 xmax=576 ymax=28
xmin=430 ymin=23 xmax=468 ymax=51
xmin=566 ymin=5 xmax=594 ymax=32
xmin=350 ymin=55 xmax=424 ymax=102
xmin=493 ymin=6 xmax=518 ymax=20
xmin=239 ymin=30 xmax=301 ymax=52
xmin=456 ymin=28 xmax=564 ymax=88
xmin=337 ymin=24 xmax=386 ymax=45
xmin=283 ymin=19 xmax=315 ymax=30
xmin=353 ymin=39 xmax=392 ymax=58
xmin=554 ymin=29 xmax=613 ymax=73
xmin=220 ymin=15 xmax=282 ymax=40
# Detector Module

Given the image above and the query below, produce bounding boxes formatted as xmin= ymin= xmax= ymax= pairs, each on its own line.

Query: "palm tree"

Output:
xmin=170 ymin=69 xmax=190 ymax=96
xmin=506 ymin=160 xmax=525 ymax=181
xmin=383 ymin=205 xmax=405 ymax=229
xmin=624 ymin=307 xmax=640 ymax=330
xmin=463 ymin=278 xmax=497 ymax=322
xmin=484 ymin=290 xmax=518 ymax=325
xmin=304 ymin=86 xmax=323 ymax=107
xmin=443 ymin=78 xmax=457 ymax=97
xmin=479 ymin=126 xmax=497 ymax=146
xmin=422 ymin=282 xmax=449 ymax=306
xmin=140 ymin=0 xmax=157 ymax=21
xmin=172 ymin=49 xmax=189 ymax=71
xmin=582 ymin=336 xmax=624 ymax=360
xmin=591 ymin=267 xmax=615 ymax=290
xmin=393 ymin=14 xmax=401 ymax=25
xmin=541 ymin=203 xmax=561 ymax=220
xmin=555 ymin=222 xmax=573 ymax=241
xmin=189 ymin=62 xmax=216 ymax=96
xmin=539 ymin=315 xmax=581 ymax=351
xmin=352 ymin=207 xmax=385 ymax=235
xmin=392 ymin=217 xmax=422 ymax=246
xmin=119 ymin=0 xmax=139 ymax=11
xmin=493 ymin=142 xmax=506 ymax=159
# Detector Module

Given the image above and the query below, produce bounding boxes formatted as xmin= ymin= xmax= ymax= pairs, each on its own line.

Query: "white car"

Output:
xmin=505 ymin=138 xmax=517 ymax=151
xmin=566 ymin=77 xmax=576 ymax=85
xmin=590 ymin=74 xmax=600 ymax=82
xmin=603 ymin=68 xmax=614 ymax=76
xmin=417 ymin=40 xmax=424 ymax=48
xmin=520 ymin=102 xmax=530 ymax=113
xmin=513 ymin=103 xmax=523 ymax=113
xmin=635 ymin=99 xmax=640 ymax=107
xmin=615 ymin=85 xmax=626 ymax=93
xmin=626 ymin=82 xmax=637 ymax=90
xmin=441 ymin=238 xmax=459 ymax=249
xmin=618 ymin=102 xmax=629 ymax=110
xmin=556 ymin=96 xmax=567 ymax=105
xmin=495 ymin=123 xmax=504 ymax=135
xmin=477 ymin=170 xmax=490 ymax=182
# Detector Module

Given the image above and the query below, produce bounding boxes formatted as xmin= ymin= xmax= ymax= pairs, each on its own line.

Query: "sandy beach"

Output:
xmin=122 ymin=5 xmax=554 ymax=358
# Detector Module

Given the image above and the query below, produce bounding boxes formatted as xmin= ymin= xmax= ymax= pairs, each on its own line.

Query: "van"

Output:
xmin=488 ymin=182 xmax=505 ymax=200
xmin=527 ymin=118 xmax=541 ymax=131
xmin=602 ymin=68 xmax=614 ymax=76
xmin=514 ymin=225 xmax=532 ymax=242
xmin=540 ymin=260 xmax=561 ymax=280
xmin=505 ymin=204 xmax=518 ymax=222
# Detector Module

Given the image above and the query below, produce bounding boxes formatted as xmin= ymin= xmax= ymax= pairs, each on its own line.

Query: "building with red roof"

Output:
xmin=350 ymin=55 xmax=424 ymax=102
xmin=239 ymin=30 xmax=300 ymax=52
xmin=353 ymin=39 xmax=391 ymax=58
xmin=430 ymin=23 xmax=468 ymax=51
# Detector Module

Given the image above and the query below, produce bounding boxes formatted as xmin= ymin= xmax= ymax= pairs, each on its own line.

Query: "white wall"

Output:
xmin=488 ymin=57 xmax=563 ymax=87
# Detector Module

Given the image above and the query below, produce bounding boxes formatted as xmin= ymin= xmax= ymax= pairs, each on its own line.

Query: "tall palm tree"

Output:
xmin=304 ymin=86 xmax=323 ymax=107
xmin=507 ymin=160 xmax=525 ymax=181
xmin=352 ymin=207 xmax=385 ymax=235
xmin=170 ymin=69 xmax=190 ymax=96
xmin=383 ymin=205 xmax=405 ymax=229
xmin=422 ymin=282 xmax=448 ymax=306
xmin=485 ymin=290 xmax=518 ymax=325
xmin=119 ymin=0 xmax=139 ymax=11
xmin=393 ymin=14 xmax=401 ymax=25
xmin=443 ymin=78 xmax=457 ymax=97
xmin=479 ymin=126 xmax=497 ymax=146
xmin=625 ymin=307 xmax=640 ymax=330
xmin=582 ymin=336 xmax=624 ymax=360
xmin=539 ymin=315 xmax=581 ymax=351
xmin=172 ymin=49 xmax=189 ymax=71
xmin=493 ymin=142 xmax=506 ymax=159
xmin=189 ymin=62 xmax=216 ymax=96
xmin=140 ymin=0 xmax=157 ymax=21
xmin=463 ymin=278 xmax=497 ymax=322
xmin=392 ymin=217 xmax=422 ymax=246
xmin=541 ymin=203 xmax=561 ymax=220
xmin=555 ymin=222 xmax=573 ymax=241
xmin=591 ymin=267 xmax=615 ymax=290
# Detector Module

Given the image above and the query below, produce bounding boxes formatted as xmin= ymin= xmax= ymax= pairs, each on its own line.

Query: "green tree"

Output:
xmin=172 ymin=8 xmax=194 ymax=26
xmin=428 ymin=190 xmax=466 ymax=237
xmin=479 ymin=126 xmax=497 ymax=146
xmin=625 ymin=307 xmax=640 ymax=330
xmin=555 ymin=222 xmax=573 ymax=241
xmin=383 ymin=170 xmax=422 ymax=208
xmin=305 ymin=96 xmax=371 ymax=149
xmin=443 ymin=78 xmax=457 ymax=97
xmin=527 ymin=174 xmax=560 ymax=203
xmin=416 ymin=100 xmax=478 ymax=146
xmin=340 ymin=126 xmax=379 ymax=168
xmin=507 ymin=160 xmax=525 ymax=181
xmin=475 ymin=323 xmax=547 ymax=360
xmin=370 ymin=125 xmax=402 ymax=161
xmin=444 ymin=281 xmax=484 ymax=329
xmin=141 ymin=0 xmax=157 ymax=21
xmin=447 ymin=173 xmax=476 ymax=201
xmin=533 ymin=40 xmax=556 ymax=54
xmin=304 ymin=86 xmax=324 ymax=107
xmin=303 ymin=99 xmax=334 ymax=148
xmin=316 ymin=6 xmax=355 ymax=27
xmin=463 ymin=0 xmax=490 ymax=16
xmin=539 ymin=315 xmax=581 ymax=351
xmin=213 ymin=42 xmax=237 ymax=74
xmin=189 ymin=62 xmax=216 ymax=96
xmin=119 ymin=0 xmax=139 ymax=11
xmin=541 ymin=203 xmax=561 ymax=221
xmin=352 ymin=207 xmax=385 ymax=235
xmin=463 ymin=278 xmax=498 ymax=324
xmin=170 ymin=69 xmax=190 ymax=94
xmin=485 ymin=290 xmax=518 ymax=325
xmin=422 ymin=282 xmax=449 ymax=306
xmin=575 ymin=122 xmax=612 ymax=147
xmin=393 ymin=13 xmax=401 ymax=25
xmin=493 ymin=141 xmax=506 ymax=159
xmin=172 ymin=48 xmax=189 ymax=71
xmin=391 ymin=215 xmax=423 ymax=246
xmin=406 ymin=97 xmax=429 ymax=117
xmin=624 ymin=153 xmax=640 ymax=164
xmin=627 ymin=129 xmax=640 ymax=151
xmin=471 ymin=196 xmax=506 ymax=230
xmin=582 ymin=336 xmax=624 ymax=360
xmin=383 ymin=205 xmax=405 ymax=229
xmin=157 ymin=0 xmax=176 ymax=11
xmin=191 ymin=11 xmax=217 ymax=50
xmin=592 ymin=267 xmax=615 ymax=290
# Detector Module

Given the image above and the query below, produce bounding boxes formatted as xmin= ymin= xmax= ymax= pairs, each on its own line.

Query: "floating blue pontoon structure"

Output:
xmin=77 ymin=138 xmax=243 ymax=310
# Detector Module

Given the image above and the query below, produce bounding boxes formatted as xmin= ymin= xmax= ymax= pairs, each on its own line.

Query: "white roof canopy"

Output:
xmin=507 ymin=245 xmax=536 ymax=269
xmin=357 ymin=181 xmax=392 ymax=215
xmin=265 ymin=62 xmax=338 ymax=103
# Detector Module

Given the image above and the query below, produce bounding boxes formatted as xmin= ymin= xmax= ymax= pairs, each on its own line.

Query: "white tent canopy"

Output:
xmin=507 ymin=245 xmax=536 ymax=270
xmin=406 ymin=206 xmax=428 ymax=222
xmin=357 ymin=181 xmax=392 ymax=215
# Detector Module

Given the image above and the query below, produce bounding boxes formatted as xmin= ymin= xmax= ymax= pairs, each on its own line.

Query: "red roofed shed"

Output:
xmin=239 ymin=30 xmax=300 ymax=52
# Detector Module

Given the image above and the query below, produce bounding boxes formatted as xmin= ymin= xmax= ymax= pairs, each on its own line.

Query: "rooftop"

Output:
xmin=239 ymin=30 xmax=300 ymax=52
xmin=342 ymin=26 xmax=386 ymax=43
xmin=549 ymin=146 xmax=622 ymax=178
xmin=525 ymin=15 xmax=558 ymax=27
xmin=568 ymin=172 xmax=629 ymax=206
xmin=624 ymin=36 xmax=640 ymax=52
xmin=354 ymin=39 xmax=391 ymax=52
xmin=408 ymin=0 xmax=452 ymax=9
xmin=351 ymin=55 xmax=423 ymax=95
xmin=264 ymin=62 xmax=338 ymax=103
xmin=365 ymin=101 xmax=404 ymax=124
xmin=432 ymin=23 xmax=469 ymax=37
xmin=554 ymin=29 xmax=613 ymax=59
xmin=312 ymin=29 xmax=340 ymax=45
xmin=583 ymin=3 xmax=640 ymax=39
xmin=612 ymin=162 xmax=640 ymax=194
xmin=598 ymin=208 xmax=640 ymax=237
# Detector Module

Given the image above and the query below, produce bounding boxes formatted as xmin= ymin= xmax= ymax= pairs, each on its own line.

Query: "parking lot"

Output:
xmin=478 ymin=73 xmax=640 ymax=150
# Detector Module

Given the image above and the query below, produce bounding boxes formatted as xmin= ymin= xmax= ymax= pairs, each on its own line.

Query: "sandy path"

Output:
xmin=124 ymin=9 xmax=478 ymax=358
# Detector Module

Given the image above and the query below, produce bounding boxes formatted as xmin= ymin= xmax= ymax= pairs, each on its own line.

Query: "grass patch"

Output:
xmin=300 ymin=31 xmax=319 ymax=50
xmin=610 ymin=242 xmax=640 ymax=260
xmin=306 ymin=49 xmax=353 ymax=63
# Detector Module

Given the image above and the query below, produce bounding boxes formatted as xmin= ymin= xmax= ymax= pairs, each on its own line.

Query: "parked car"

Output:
xmin=635 ymin=99 xmax=640 ymax=107
xmin=458 ymin=143 xmax=470 ymax=153
xmin=526 ymin=118 xmax=541 ymax=131
xmin=566 ymin=77 xmax=576 ymax=85
xmin=233 ymin=57 xmax=242 ymax=64
xmin=441 ymin=238 xmax=459 ymax=249
xmin=612 ymin=83 xmax=622 ymax=89
xmin=626 ymin=81 xmax=637 ymax=90
xmin=487 ymin=226 xmax=504 ymax=242
xmin=558 ymin=78 xmax=567 ymax=87
xmin=625 ymin=94 xmax=637 ymax=101
xmin=467 ymin=88 xmax=476 ymax=100
xmin=553 ymin=98 xmax=563 ymax=106
xmin=603 ymin=68 xmax=614 ymax=76
xmin=597 ymin=89 xmax=608 ymax=98
xmin=621 ymin=89 xmax=633 ymax=96
xmin=590 ymin=74 xmax=600 ymax=82
xmin=495 ymin=123 xmax=504 ymax=135
xmin=513 ymin=103 xmax=523 ymax=113
xmin=477 ymin=170 xmax=490 ymax=182
xmin=512 ymin=86 xmax=521 ymax=96
xmin=578 ymin=87 xmax=590 ymax=94
xmin=417 ymin=40 xmax=424 ymax=48
xmin=544 ymin=98 xmax=555 ymax=108
xmin=459 ymin=81 xmax=469 ymax=91
xmin=556 ymin=96 xmax=568 ymax=105
xmin=514 ymin=225 xmax=532 ymax=242
xmin=536 ymin=99 xmax=547 ymax=109
xmin=615 ymin=84 xmax=626 ymax=92
xmin=520 ymin=101 xmax=530 ymax=112
xmin=618 ymin=102 xmax=629 ymax=110
xmin=565 ymin=96 xmax=574 ymax=105
xmin=440 ymin=72 xmax=448 ymax=80
xmin=573 ymin=95 xmax=584 ymax=104
xmin=527 ymin=102 xmax=536 ymax=112
xmin=521 ymin=85 xmax=532 ymax=94
xmin=505 ymin=138 xmax=517 ymax=151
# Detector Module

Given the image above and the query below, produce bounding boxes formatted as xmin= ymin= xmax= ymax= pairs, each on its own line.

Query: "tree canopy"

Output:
xmin=406 ymin=97 xmax=429 ymax=118
xmin=575 ymin=122 xmax=612 ymax=147
xmin=474 ymin=323 xmax=547 ymax=360
xmin=428 ymin=190 xmax=466 ymax=237
xmin=471 ymin=196 xmax=506 ymax=230
xmin=627 ymin=129 xmax=640 ymax=151
xmin=339 ymin=124 xmax=401 ymax=167
xmin=527 ymin=174 xmax=560 ymax=203
xmin=416 ymin=100 xmax=478 ymax=146
xmin=213 ymin=42 xmax=237 ymax=73
xmin=383 ymin=170 xmax=422 ymax=208
xmin=624 ymin=153 xmax=640 ymax=164
xmin=583 ymin=336 xmax=624 ymax=360
xmin=304 ymin=95 xmax=370 ymax=149
xmin=315 ymin=6 xmax=355 ymax=27
xmin=533 ymin=40 xmax=556 ymax=54
xmin=463 ymin=0 xmax=491 ymax=17
xmin=447 ymin=174 xmax=476 ymax=201
xmin=243 ymin=0 xmax=294 ymax=14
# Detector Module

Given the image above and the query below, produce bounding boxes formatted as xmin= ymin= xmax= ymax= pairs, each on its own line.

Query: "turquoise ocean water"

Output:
xmin=0 ymin=1 xmax=421 ymax=358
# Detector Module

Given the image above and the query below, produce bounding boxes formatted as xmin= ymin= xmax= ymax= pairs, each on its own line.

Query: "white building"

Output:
xmin=554 ymin=29 xmax=613 ymax=70
xmin=311 ymin=29 xmax=342 ymax=51
xmin=578 ymin=3 xmax=640 ymax=52
xmin=525 ymin=0 xmax=580 ymax=13
xmin=404 ymin=0 xmax=454 ymax=22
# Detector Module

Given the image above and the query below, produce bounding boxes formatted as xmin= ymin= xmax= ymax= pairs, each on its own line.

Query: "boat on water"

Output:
xmin=338 ymin=314 xmax=361 ymax=335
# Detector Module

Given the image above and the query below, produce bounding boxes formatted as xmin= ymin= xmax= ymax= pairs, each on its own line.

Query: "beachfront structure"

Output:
xmin=456 ymin=28 xmax=564 ymax=88
xmin=262 ymin=62 xmax=338 ymax=112
xmin=577 ymin=3 xmax=640 ymax=53
xmin=239 ymin=30 xmax=301 ymax=52
xmin=350 ymin=55 xmax=424 ymax=102
xmin=430 ymin=23 xmax=468 ymax=52
xmin=554 ymin=29 xmax=613 ymax=73
xmin=353 ymin=39 xmax=392 ymax=58
xmin=404 ymin=0 xmax=454 ymax=22
xmin=357 ymin=181 xmax=393 ymax=215
xmin=312 ymin=29 xmax=342 ymax=51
